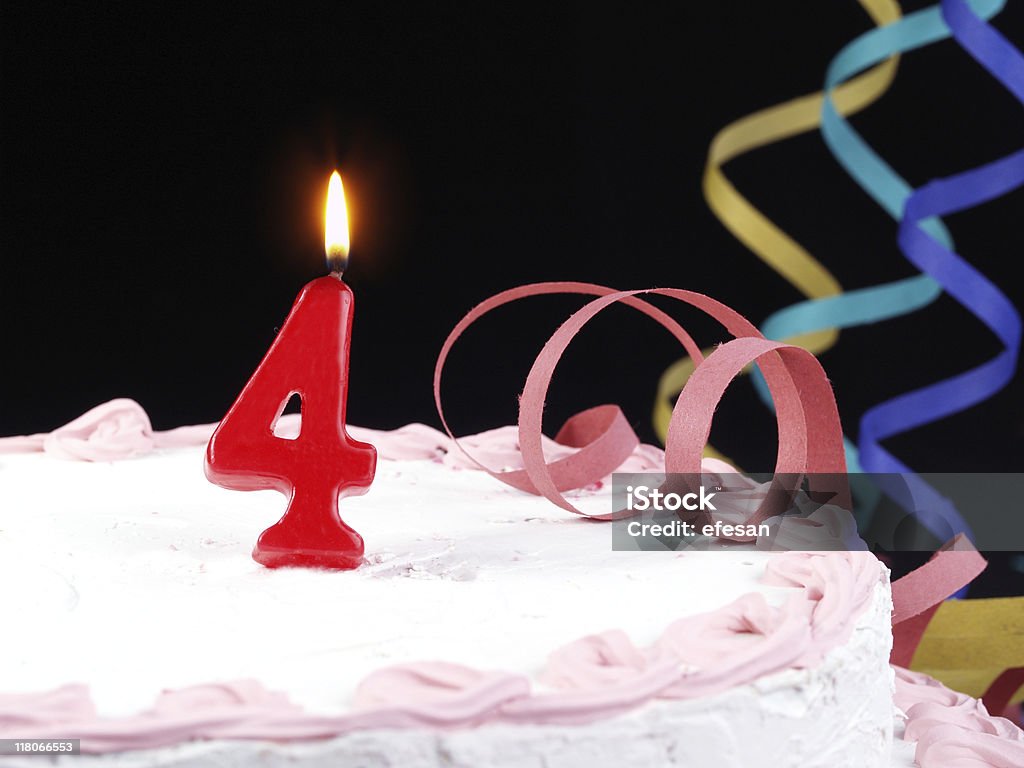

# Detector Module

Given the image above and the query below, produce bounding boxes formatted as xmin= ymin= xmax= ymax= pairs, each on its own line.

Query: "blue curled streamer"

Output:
xmin=859 ymin=0 xmax=1024 ymax=527
xmin=753 ymin=1 xmax=1008 ymax=403
xmin=750 ymin=0 xmax=1010 ymax=541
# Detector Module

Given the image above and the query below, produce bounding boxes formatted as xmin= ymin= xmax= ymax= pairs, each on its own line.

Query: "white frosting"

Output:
xmin=0 ymin=443 xmax=894 ymax=766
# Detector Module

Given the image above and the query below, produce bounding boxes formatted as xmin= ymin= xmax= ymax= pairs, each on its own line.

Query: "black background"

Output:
xmin=2 ymin=0 xmax=1023 ymax=571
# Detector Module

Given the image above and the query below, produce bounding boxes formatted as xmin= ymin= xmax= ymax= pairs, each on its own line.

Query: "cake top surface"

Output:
xmin=0 ymin=433 xmax=873 ymax=717
xmin=7 ymin=401 xmax=1020 ymax=768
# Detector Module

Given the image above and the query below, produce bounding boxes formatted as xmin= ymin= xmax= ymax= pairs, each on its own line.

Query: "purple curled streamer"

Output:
xmin=857 ymin=0 xmax=1024 ymax=534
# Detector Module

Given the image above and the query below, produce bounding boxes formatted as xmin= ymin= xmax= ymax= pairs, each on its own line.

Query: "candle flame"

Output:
xmin=325 ymin=171 xmax=350 ymax=273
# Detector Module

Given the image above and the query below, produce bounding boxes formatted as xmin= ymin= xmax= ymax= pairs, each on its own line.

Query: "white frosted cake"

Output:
xmin=0 ymin=401 xmax=1020 ymax=768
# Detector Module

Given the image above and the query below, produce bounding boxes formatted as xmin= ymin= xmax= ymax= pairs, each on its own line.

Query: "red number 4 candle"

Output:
xmin=205 ymin=172 xmax=376 ymax=570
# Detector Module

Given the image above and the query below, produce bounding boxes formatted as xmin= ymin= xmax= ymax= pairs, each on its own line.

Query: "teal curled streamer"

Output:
xmin=750 ymin=0 xmax=1006 ymax=538
xmin=861 ymin=0 xmax=1024 ymax=530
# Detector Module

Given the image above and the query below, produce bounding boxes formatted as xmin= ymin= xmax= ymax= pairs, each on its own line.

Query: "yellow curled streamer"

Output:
xmin=653 ymin=0 xmax=902 ymax=453
xmin=915 ymin=596 xmax=1024 ymax=704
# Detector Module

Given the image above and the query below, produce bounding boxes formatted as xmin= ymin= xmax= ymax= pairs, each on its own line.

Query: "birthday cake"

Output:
xmin=0 ymin=400 xmax=1017 ymax=768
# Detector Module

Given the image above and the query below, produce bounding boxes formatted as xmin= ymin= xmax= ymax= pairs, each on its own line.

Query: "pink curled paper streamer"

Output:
xmin=984 ymin=667 xmax=1024 ymax=721
xmin=434 ymin=282 xmax=849 ymax=520
xmin=890 ymin=533 xmax=987 ymax=667
xmin=433 ymin=282 xmax=701 ymax=504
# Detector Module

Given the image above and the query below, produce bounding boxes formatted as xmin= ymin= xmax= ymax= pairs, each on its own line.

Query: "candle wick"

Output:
xmin=330 ymin=269 xmax=345 ymax=281
xmin=326 ymin=247 xmax=348 ymax=277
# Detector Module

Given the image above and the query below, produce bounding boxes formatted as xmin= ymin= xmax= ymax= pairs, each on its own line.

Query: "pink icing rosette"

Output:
xmin=0 ymin=684 xmax=96 ymax=728
xmin=541 ymin=630 xmax=652 ymax=690
xmin=1 ymin=399 xmax=157 ymax=461
xmin=895 ymin=667 xmax=1024 ymax=768
xmin=353 ymin=662 xmax=531 ymax=727
xmin=0 ymin=399 xmax=215 ymax=461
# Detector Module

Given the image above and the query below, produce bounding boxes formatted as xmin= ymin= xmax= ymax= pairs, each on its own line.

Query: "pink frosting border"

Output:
xmin=3 ymin=401 xmax=1021 ymax=760
xmin=1 ymin=551 xmax=882 ymax=753
xmin=894 ymin=667 xmax=1024 ymax=768
xmin=0 ymin=398 xmax=667 ymax=471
